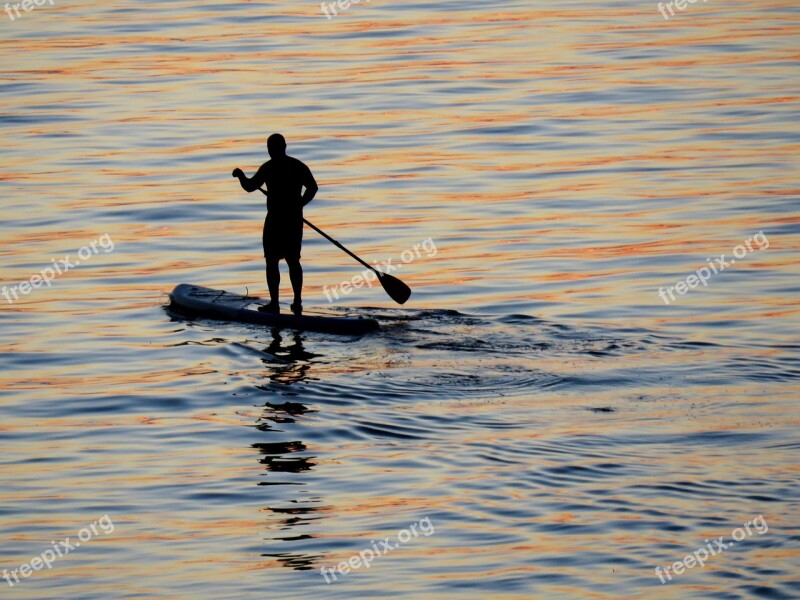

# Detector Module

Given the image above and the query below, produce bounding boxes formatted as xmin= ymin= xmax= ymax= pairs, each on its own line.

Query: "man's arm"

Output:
xmin=301 ymin=164 xmax=318 ymax=207
xmin=232 ymin=164 xmax=268 ymax=193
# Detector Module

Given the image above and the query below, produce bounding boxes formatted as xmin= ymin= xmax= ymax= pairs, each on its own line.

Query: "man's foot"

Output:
xmin=258 ymin=301 xmax=280 ymax=314
xmin=290 ymin=301 xmax=302 ymax=315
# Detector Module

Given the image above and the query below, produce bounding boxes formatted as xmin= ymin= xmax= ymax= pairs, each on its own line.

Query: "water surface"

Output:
xmin=1 ymin=0 xmax=798 ymax=598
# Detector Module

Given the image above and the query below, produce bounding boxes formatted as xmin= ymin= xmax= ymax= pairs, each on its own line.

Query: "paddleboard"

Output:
xmin=169 ymin=284 xmax=379 ymax=335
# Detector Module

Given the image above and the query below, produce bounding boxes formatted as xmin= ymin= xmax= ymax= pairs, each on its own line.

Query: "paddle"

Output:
xmin=257 ymin=188 xmax=412 ymax=305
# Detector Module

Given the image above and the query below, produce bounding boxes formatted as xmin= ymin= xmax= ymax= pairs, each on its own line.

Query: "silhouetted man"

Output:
xmin=233 ymin=134 xmax=318 ymax=314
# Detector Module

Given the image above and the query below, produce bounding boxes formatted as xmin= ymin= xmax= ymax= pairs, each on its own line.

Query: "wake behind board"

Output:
xmin=169 ymin=284 xmax=379 ymax=335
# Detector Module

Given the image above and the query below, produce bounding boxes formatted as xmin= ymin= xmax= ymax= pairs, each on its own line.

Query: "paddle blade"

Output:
xmin=378 ymin=272 xmax=412 ymax=305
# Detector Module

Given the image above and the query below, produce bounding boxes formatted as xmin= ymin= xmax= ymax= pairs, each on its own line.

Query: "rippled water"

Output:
xmin=1 ymin=0 xmax=799 ymax=598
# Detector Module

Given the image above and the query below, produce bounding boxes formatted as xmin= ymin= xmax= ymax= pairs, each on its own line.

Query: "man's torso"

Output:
xmin=262 ymin=156 xmax=310 ymax=222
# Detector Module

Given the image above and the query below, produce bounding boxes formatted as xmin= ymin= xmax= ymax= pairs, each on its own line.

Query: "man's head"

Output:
xmin=267 ymin=133 xmax=287 ymax=158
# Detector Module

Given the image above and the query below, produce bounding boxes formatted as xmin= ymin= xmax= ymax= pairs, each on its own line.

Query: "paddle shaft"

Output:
xmin=258 ymin=187 xmax=379 ymax=276
xmin=301 ymin=218 xmax=377 ymax=274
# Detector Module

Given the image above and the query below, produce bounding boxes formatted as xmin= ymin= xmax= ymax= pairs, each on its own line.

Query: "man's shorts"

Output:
xmin=263 ymin=215 xmax=302 ymax=260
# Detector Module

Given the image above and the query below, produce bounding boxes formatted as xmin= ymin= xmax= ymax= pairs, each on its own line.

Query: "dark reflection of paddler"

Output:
xmin=262 ymin=327 xmax=319 ymax=385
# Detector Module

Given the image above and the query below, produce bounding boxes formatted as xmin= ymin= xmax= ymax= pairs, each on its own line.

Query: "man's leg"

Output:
xmin=261 ymin=220 xmax=280 ymax=312
xmin=286 ymin=257 xmax=303 ymax=311
xmin=266 ymin=257 xmax=280 ymax=305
